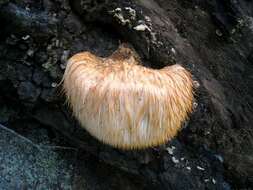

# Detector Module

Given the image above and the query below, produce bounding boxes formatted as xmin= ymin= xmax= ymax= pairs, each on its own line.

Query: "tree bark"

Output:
xmin=0 ymin=0 xmax=252 ymax=189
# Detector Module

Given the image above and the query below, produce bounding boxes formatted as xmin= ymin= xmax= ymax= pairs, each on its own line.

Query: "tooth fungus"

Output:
xmin=63 ymin=44 xmax=194 ymax=149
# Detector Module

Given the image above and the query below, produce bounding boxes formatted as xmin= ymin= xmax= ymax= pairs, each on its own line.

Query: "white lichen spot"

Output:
xmin=180 ymin=157 xmax=185 ymax=161
xmin=171 ymin=48 xmax=176 ymax=54
xmin=22 ymin=35 xmax=30 ymax=41
xmin=204 ymin=179 xmax=210 ymax=182
xmin=145 ymin=16 xmax=151 ymax=22
xmin=172 ymin=156 xmax=180 ymax=164
xmin=215 ymin=154 xmax=224 ymax=163
xmin=55 ymin=39 xmax=60 ymax=47
xmin=166 ymin=147 xmax=174 ymax=155
xmin=216 ymin=29 xmax=223 ymax=37
xmin=193 ymin=80 xmax=200 ymax=88
xmin=186 ymin=166 xmax=191 ymax=170
xmin=47 ymin=44 xmax=53 ymax=51
xmin=197 ymin=166 xmax=205 ymax=171
xmin=27 ymin=49 xmax=34 ymax=57
xmin=115 ymin=7 xmax=122 ymax=12
xmin=25 ymin=6 xmax=30 ymax=11
xmin=133 ymin=24 xmax=150 ymax=31
xmin=231 ymin=28 xmax=236 ymax=34
xmin=237 ymin=18 xmax=244 ymax=26
xmin=51 ymin=82 xmax=57 ymax=88
xmin=212 ymin=178 xmax=216 ymax=184
xmin=157 ymin=41 xmax=163 ymax=46
xmin=193 ymin=102 xmax=198 ymax=110
xmin=110 ymin=8 xmax=131 ymax=26
xmin=60 ymin=64 xmax=66 ymax=70
xmin=125 ymin=7 xmax=136 ymax=20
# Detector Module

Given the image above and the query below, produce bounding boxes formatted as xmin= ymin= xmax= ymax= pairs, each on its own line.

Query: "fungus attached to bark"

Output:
xmin=63 ymin=44 xmax=194 ymax=149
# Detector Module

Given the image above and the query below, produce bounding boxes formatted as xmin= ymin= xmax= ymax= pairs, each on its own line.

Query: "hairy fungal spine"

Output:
xmin=63 ymin=44 xmax=194 ymax=149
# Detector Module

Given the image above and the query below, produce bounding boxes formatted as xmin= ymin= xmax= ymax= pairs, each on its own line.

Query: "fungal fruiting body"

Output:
xmin=63 ymin=45 xmax=194 ymax=149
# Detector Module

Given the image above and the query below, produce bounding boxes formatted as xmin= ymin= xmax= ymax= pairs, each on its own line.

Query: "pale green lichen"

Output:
xmin=0 ymin=126 xmax=76 ymax=189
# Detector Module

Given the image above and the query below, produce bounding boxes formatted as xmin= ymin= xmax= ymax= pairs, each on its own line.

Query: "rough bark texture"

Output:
xmin=0 ymin=0 xmax=252 ymax=189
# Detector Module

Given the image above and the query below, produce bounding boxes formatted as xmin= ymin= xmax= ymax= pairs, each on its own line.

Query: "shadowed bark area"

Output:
xmin=0 ymin=0 xmax=252 ymax=189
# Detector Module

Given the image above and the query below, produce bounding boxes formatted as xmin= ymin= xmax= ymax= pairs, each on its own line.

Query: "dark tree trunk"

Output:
xmin=0 ymin=0 xmax=252 ymax=189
